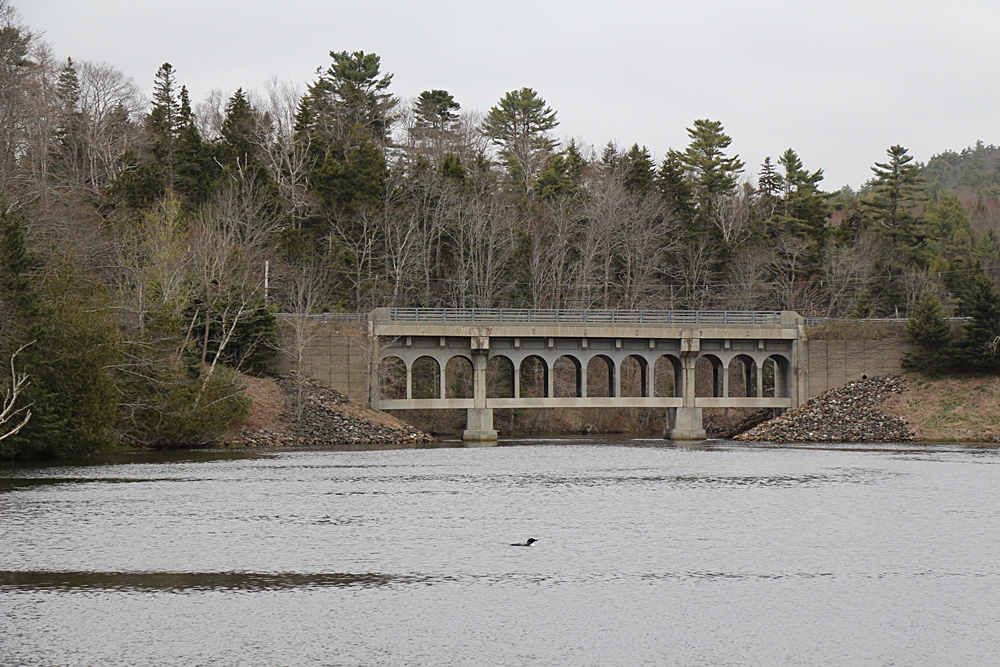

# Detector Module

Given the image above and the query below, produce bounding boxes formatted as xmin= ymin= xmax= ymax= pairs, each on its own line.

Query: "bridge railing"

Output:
xmin=277 ymin=312 xmax=369 ymax=322
xmin=380 ymin=308 xmax=783 ymax=325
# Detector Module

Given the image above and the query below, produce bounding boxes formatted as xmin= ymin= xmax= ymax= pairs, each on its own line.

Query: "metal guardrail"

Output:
xmin=278 ymin=312 xmax=369 ymax=322
xmin=382 ymin=308 xmax=783 ymax=325
xmin=804 ymin=316 xmax=969 ymax=326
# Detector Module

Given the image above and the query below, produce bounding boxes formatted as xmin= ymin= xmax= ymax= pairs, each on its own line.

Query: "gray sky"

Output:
xmin=20 ymin=0 xmax=1000 ymax=189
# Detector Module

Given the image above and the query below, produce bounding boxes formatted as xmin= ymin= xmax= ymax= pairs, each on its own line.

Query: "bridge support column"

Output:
xmin=463 ymin=351 xmax=498 ymax=445
xmin=664 ymin=407 xmax=706 ymax=441
xmin=463 ymin=408 xmax=497 ymax=445
xmin=666 ymin=355 xmax=705 ymax=440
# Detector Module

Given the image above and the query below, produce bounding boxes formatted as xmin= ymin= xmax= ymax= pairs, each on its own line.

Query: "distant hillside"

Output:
xmin=922 ymin=141 xmax=1000 ymax=198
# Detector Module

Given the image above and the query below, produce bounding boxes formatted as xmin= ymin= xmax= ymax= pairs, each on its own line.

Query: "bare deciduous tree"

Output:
xmin=0 ymin=342 xmax=32 ymax=443
xmin=444 ymin=176 xmax=518 ymax=308
xmin=275 ymin=257 xmax=332 ymax=421
xmin=668 ymin=235 xmax=719 ymax=310
xmin=711 ymin=184 xmax=753 ymax=249
xmin=726 ymin=245 xmax=773 ymax=310
xmin=256 ymin=79 xmax=315 ymax=228
xmin=190 ymin=171 xmax=283 ymax=392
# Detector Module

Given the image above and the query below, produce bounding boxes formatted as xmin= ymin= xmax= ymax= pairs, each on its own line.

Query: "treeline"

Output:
xmin=2 ymin=0 xmax=1000 ymax=456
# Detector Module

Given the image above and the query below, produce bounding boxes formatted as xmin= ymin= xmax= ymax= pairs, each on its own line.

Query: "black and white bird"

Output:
xmin=511 ymin=538 xmax=537 ymax=547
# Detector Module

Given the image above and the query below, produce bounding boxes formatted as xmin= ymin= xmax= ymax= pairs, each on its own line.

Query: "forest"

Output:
xmin=2 ymin=0 xmax=1000 ymax=458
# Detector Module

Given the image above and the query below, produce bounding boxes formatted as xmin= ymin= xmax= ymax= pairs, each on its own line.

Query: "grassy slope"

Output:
xmin=882 ymin=374 xmax=1000 ymax=442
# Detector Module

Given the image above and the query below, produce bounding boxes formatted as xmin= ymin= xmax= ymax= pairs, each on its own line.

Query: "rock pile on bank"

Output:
xmin=230 ymin=374 xmax=433 ymax=447
xmin=734 ymin=375 xmax=914 ymax=443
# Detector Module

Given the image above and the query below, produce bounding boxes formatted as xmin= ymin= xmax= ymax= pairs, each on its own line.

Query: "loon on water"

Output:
xmin=511 ymin=538 xmax=537 ymax=547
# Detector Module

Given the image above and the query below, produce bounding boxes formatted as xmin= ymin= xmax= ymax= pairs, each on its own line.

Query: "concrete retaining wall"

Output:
xmin=803 ymin=339 xmax=909 ymax=398
xmin=275 ymin=322 xmax=371 ymax=402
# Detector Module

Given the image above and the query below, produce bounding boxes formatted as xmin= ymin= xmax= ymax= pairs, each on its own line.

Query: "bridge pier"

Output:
xmin=664 ymin=407 xmax=707 ymax=441
xmin=462 ymin=347 xmax=498 ymax=445
xmin=463 ymin=408 xmax=498 ymax=446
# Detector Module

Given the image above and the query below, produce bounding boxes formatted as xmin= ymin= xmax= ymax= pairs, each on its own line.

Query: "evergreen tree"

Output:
xmin=954 ymin=273 xmax=1000 ymax=371
xmin=677 ymin=119 xmax=744 ymax=223
xmin=414 ymin=89 xmax=460 ymax=130
xmin=656 ymin=152 xmax=696 ymax=227
xmin=0 ymin=206 xmax=37 ymax=315
xmin=601 ymin=141 xmax=620 ymax=169
xmin=536 ymin=139 xmax=587 ymax=198
xmin=852 ymin=287 xmax=874 ymax=318
xmin=218 ymin=88 xmax=257 ymax=168
xmin=53 ymin=58 xmax=87 ymax=178
xmin=482 ymin=87 xmax=558 ymax=192
xmin=754 ymin=156 xmax=783 ymax=231
xmin=621 ymin=143 xmax=655 ymax=193
xmin=298 ymin=50 xmax=397 ymax=151
xmin=770 ymin=149 xmax=829 ymax=262
xmin=173 ymin=86 xmax=216 ymax=203
xmin=149 ymin=63 xmax=180 ymax=186
xmin=313 ymin=138 xmax=388 ymax=212
xmin=2 ymin=259 xmax=120 ymax=460
xmin=903 ymin=292 xmax=952 ymax=372
xmin=865 ymin=145 xmax=924 ymax=247
xmin=440 ymin=152 xmax=467 ymax=183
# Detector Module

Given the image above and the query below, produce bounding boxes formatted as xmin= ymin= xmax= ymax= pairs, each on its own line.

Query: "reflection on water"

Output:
xmin=2 ymin=439 xmax=1000 ymax=667
xmin=0 ymin=570 xmax=421 ymax=592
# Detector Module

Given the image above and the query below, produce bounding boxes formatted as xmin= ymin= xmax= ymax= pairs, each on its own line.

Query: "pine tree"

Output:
xmin=770 ymin=149 xmax=830 ymax=260
xmin=218 ymin=88 xmax=257 ymax=168
xmin=149 ymin=63 xmax=180 ymax=186
xmin=414 ymin=89 xmax=460 ymax=130
xmin=865 ymin=145 xmax=924 ymax=247
xmin=482 ymin=87 xmax=559 ymax=192
xmin=621 ymin=144 xmax=655 ymax=193
xmin=852 ymin=288 xmax=874 ymax=318
xmin=173 ymin=86 xmax=216 ymax=203
xmin=954 ymin=273 xmax=1000 ymax=371
xmin=677 ymin=119 xmax=744 ymax=223
xmin=903 ymin=292 xmax=952 ymax=372
xmin=657 ymin=152 xmax=696 ymax=228
xmin=298 ymin=50 xmax=397 ymax=152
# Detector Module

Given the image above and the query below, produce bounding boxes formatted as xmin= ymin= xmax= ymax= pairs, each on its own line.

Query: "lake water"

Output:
xmin=2 ymin=439 xmax=1000 ymax=666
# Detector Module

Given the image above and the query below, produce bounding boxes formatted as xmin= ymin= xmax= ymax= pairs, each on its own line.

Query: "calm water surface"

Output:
xmin=2 ymin=439 xmax=1000 ymax=666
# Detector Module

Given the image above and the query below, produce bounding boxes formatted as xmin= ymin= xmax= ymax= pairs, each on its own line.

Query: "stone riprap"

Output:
xmin=734 ymin=375 xmax=914 ymax=443
xmin=232 ymin=374 xmax=433 ymax=447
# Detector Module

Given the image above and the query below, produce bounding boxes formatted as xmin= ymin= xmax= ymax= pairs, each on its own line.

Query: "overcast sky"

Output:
xmin=19 ymin=0 xmax=1000 ymax=189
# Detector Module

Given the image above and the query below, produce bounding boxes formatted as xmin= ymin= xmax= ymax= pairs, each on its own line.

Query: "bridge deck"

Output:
xmin=377 ymin=397 xmax=792 ymax=410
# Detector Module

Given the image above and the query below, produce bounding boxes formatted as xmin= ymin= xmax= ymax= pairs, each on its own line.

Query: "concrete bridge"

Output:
xmin=371 ymin=308 xmax=807 ymax=444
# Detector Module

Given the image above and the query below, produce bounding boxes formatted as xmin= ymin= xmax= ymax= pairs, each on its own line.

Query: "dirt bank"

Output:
xmin=226 ymin=374 xmax=433 ymax=447
xmin=881 ymin=375 xmax=1000 ymax=443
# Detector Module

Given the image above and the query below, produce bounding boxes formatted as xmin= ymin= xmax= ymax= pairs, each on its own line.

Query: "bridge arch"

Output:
xmin=411 ymin=355 xmax=442 ymax=399
xmin=728 ymin=354 xmax=758 ymax=398
xmin=444 ymin=355 xmax=474 ymax=399
xmin=620 ymin=354 xmax=650 ymax=397
xmin=586 ymin=354 xmax=616 ymax=397
xmin=379 ymin=355 xmax=408 ymax=400
xmin=762 ymin=353 xmax=791 ymax=398
xmin=695 ymin=354 xmax=725 ymax=397
xmin=486 ymin=355 xmax=515 ymax=398
xmin=519 ymin=355 xmax=549 ymax=398
xmin=553 ymin=354 xmax=583 ymax=398
xmin=654 ymin=354 xmax=681 ymax=397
